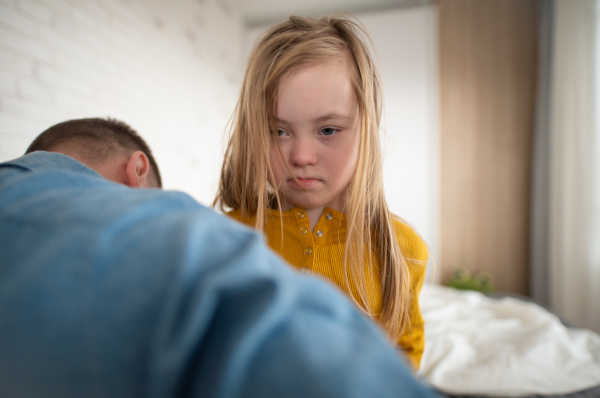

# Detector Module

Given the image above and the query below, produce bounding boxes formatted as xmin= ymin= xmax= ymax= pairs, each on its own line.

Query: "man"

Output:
xmin=0 ymin=118 xmax=438 ymax=398
xmin=25 ymin=117 xmax=162 ymax=188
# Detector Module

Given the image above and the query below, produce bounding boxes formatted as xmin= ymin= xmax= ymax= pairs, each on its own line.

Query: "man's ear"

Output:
xmin=124 ymin=150 xmax=151 ymax=188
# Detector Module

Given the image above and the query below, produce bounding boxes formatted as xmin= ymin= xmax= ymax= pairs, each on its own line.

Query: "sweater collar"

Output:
xmin=266 ymin=206 xmax=347 ymax=222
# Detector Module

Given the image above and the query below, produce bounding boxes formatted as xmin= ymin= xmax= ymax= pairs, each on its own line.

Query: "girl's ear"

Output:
xmin=124 ymin=150 xmax=151 ymax=188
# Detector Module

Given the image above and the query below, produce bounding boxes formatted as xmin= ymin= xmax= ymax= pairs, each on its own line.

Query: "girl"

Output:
xmin=214 ymin=14 xmax=429 ymax=370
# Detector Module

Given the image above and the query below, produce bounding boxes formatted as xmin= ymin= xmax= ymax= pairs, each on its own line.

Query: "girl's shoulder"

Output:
xmin=390 ymin=217 xmax=429 ymax=264
xmin=227 ymin=208 xmax=255 ymax=226
xmin=227 ymin=208 xmax=295 ymax=225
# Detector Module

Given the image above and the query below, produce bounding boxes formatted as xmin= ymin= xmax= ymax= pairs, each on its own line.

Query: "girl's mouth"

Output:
xmin=289 ymin=177 xmax=320 ymax=189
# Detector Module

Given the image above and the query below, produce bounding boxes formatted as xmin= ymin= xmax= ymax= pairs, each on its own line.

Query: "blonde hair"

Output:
xmin=214 ymin=14 xmax=413 ymax=341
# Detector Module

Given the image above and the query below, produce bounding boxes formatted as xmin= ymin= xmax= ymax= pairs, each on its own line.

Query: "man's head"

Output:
xmin=26 ymin=118 xmax=162 ymax=188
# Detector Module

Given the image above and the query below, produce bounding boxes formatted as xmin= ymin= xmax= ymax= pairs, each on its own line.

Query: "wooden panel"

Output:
xmin=439 ymin=0 xmax=537 ymax=294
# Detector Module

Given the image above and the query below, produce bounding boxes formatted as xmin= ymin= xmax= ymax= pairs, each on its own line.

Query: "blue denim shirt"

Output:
xmin=0 ymin=152 xmax=438 ymax=398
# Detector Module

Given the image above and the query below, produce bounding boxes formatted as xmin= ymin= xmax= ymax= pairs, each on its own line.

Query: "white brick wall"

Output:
xmin=0 ymin=0 xmax=244 ymax=205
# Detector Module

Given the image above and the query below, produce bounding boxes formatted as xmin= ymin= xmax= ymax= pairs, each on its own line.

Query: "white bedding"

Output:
xmin=418 ymin=284 xmax=600 ymax=396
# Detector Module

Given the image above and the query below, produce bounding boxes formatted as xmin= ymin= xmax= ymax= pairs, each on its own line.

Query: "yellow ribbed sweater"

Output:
xmin=228 ymin=206 xmax=428 ymax=370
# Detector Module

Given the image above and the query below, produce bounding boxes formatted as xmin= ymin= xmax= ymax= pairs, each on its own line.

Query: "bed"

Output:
xmin=417 ymin=284 xmax=600 ymax=398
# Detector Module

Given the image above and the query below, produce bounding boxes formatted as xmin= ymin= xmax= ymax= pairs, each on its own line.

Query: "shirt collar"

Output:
xmin=1 ymin=151 xmax=102 ymax=179
xmin=266 ymin=206 xmax=347 ymax=222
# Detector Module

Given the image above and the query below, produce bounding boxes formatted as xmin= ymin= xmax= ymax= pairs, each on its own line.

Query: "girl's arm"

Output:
xmin=392 ymin=218 xmax=429 ymax=370
xmin=397 ymin=260 xmax=427 ymax=370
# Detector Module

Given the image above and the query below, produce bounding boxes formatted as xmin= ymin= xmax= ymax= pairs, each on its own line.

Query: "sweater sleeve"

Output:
xmin=392 ymin=218 xmax=429 ymax=370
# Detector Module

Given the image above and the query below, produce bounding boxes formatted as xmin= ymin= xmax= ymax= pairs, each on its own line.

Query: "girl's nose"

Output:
xmin=289 ymin=137 xmax=318 ymax=167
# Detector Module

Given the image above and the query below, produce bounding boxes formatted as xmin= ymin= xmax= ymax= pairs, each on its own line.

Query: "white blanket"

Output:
xmin=418 ymin=284 xmax=600 ymax=396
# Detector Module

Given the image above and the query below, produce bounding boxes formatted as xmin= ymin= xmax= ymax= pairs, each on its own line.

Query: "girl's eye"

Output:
xmin=320 ymin=128 xmax=338 ymax=136
xmin=271 ymin=129 xmax=288 ymax=137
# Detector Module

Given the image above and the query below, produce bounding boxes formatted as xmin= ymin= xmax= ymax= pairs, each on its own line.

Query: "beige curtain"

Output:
xmin=533 ymin=0 xmax=600 ymax=333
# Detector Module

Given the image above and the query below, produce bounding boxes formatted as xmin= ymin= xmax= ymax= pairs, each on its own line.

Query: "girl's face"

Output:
xmin=270 ymin=56 xmax=360 ymax=217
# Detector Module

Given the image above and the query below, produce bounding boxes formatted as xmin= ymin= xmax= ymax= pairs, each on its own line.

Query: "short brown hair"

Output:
xmin=26 ymin=117 xmax=162 ymax=187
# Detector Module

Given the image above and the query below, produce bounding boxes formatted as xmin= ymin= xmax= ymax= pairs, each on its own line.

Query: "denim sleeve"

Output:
xmin=145 ymin=209 xmax=439 ymax=398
